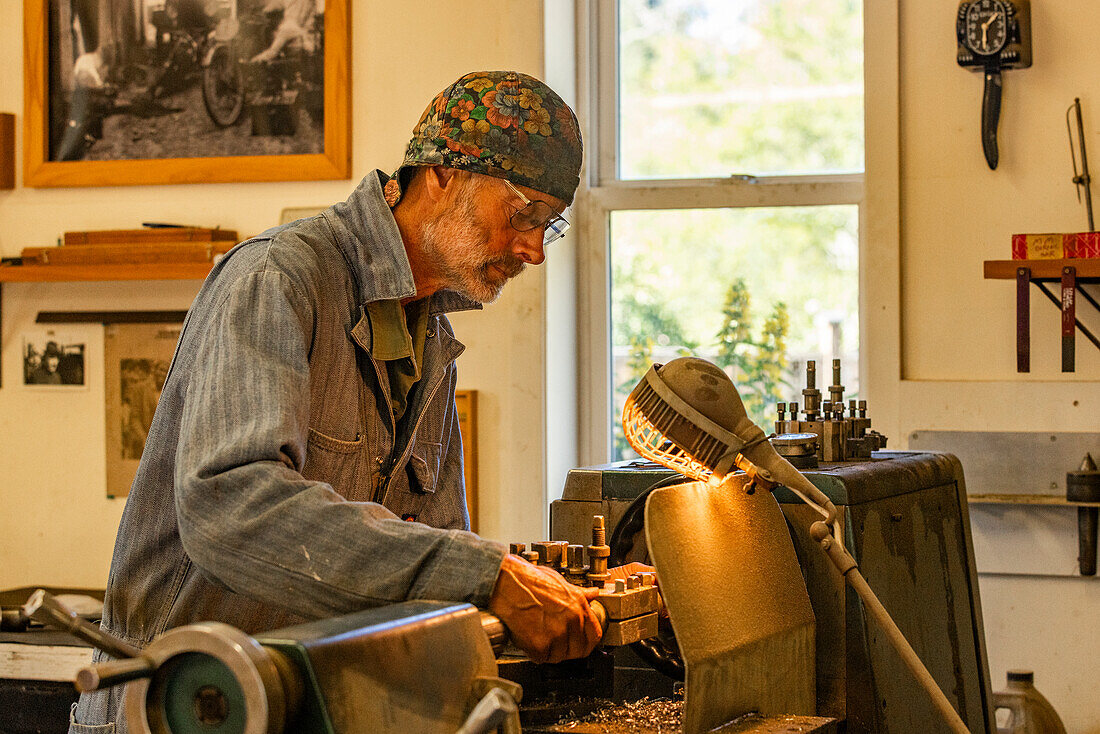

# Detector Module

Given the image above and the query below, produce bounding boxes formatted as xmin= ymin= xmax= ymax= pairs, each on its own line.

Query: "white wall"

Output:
xmin=867 ymin=2 xmax=1100 ymax=731
xmin=0 ymin=0 xmax=553 ymax=590
xmin=2 ymin=0 xmax=1097 ymax=729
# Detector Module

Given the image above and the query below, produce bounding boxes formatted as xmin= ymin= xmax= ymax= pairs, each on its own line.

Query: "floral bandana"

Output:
xmin=385 ymin=71 xmax=583 ymax=208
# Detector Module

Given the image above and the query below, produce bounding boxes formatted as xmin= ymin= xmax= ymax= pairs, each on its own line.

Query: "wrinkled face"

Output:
xmin=420 ymin=173 xmax=565 ymax=303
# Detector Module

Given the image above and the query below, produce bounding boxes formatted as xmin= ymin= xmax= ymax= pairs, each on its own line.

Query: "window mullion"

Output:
xmin=589 ymin=179 xmax=863 ymax=211
xmin=594 ymin=0 xmax=619 ymax=185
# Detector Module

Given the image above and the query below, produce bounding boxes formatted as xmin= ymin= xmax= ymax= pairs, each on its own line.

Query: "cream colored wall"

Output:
xmin=0 ymin=0 xmax=552 ymax=590
xmin=872 ymin=2 xmax=1100 ymax=731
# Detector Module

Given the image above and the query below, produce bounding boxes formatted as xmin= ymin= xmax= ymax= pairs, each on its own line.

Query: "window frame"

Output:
xmin=575 ymin=0 xmax=867 ymax=465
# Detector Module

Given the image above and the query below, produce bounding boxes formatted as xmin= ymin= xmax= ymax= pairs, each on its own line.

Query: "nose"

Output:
xmin=512 ymin=228 xmax=545 ymax=266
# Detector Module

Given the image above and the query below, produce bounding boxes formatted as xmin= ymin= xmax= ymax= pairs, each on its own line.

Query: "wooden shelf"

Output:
xmin=969 ymin=493 xmax=1100 ymax=508
xmin=984 ymin=258 xmax=1100 ymax=280
xmin=0 ymin=262 xmax=215 ymax=282
xmin=0 ymin=261 xmax=212 ymax=387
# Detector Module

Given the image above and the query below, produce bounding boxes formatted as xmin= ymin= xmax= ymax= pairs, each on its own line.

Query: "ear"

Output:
xmin=423 ymin=165 xmax=461 ymax=202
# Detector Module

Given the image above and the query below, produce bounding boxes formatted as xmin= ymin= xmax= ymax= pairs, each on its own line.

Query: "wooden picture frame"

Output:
xmin=454 ymin=389 xmax=479 ymax=532
xmin=23 ymin=0 xmax=350 ymax=188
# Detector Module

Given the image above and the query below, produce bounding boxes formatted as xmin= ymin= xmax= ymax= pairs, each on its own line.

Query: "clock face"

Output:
xmin=964 ymin=0 xmax=1009 ymax=56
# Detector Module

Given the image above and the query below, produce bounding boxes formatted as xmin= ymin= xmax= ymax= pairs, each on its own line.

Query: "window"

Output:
xmin=580 ymin=0 xmax=865 ymax=462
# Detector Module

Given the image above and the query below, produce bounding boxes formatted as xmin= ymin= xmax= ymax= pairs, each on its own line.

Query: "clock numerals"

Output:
xmin=963 ymin=0 xmax=1008 ymax=56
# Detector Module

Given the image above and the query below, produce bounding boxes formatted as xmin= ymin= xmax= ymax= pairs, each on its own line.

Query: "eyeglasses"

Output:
xmin=502 ymin=179 xmax=570 ymax=245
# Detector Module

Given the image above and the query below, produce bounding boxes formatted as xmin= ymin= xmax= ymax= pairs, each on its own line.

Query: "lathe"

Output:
xmin=29 ymin=358 xmax=999 ymax=733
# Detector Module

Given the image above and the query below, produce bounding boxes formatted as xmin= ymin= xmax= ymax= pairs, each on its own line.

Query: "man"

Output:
xmin=71 ymin=71 xmax=605 ymax=732
xmin=30 ymin=342 xmax=64 ymax=385
xmin=250 ymin=0 xmax=318 ymax=63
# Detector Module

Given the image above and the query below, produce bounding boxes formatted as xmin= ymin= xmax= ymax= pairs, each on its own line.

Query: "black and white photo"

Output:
xmin=22 ymin=330 xmax=87 ymax=387
xmin=104 ymin=323 xmax=181 ymax=497
xmin=47 ymin=0 xmax=326 ymax=163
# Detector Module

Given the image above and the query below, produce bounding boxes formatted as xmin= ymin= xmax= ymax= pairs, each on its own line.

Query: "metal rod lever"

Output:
xmin=22 ymin=589 xmax=139 ymax=660
xmin=76 ymin=656 xmax=155 ymax=692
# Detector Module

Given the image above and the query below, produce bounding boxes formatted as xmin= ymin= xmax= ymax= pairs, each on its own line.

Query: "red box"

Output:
xmin=1012 ymin=232 xmax=1100 ymax=259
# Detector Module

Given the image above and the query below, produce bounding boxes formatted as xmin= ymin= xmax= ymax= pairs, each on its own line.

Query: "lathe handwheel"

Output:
xmin=124 ymin=622 xmax=289 ymax=734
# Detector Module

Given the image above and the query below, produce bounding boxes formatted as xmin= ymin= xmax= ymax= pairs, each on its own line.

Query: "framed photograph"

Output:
xmin=23 ymin=0 xmax=349 ymax=187
xmin=104 ymin=323 xmax=180 ymax=497
xmin=23 ymin=329 xmax=87 ymax=387
xmin=454 ymin=389 xmax=479 ymax=532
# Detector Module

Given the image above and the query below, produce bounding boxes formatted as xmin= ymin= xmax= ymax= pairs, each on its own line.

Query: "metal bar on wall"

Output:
xmin=1061 ymin=266 xmax=1076 ymax=372
xmin=1016 ymin=267 xmax=1030 ymax=372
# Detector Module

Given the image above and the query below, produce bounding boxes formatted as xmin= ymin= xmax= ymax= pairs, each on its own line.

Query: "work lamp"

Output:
xmin=623 ymin=357 xmax=971 ymax=734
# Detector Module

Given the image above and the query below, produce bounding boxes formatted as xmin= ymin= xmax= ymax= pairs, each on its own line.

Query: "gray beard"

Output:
xmin=419 ymin=190 xmax=526 ymax=304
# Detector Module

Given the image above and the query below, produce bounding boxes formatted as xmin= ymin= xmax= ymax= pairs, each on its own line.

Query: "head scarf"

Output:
xmin=386 ymin=71 xmax=583 ymax=207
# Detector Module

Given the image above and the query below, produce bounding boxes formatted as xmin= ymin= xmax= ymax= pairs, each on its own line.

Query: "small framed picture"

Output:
xmin=104 ymin=323 xmax=181 ymax=497
xmin=23 ymin=330 xmax=87 ymax=387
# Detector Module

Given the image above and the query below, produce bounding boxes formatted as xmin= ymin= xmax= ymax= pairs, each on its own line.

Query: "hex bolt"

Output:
xmin=627 ymin=574 xmax=640 ymax=589
xmin=553 ymin=540 xmax=570 ymax=569
xmin=777 ymin=403 xmax=787 ymax=420
xmin=521 ymin=551 xmax=540 ymax=565
xmin=567 ymin=545 xmax=585 ymax=571
xmin=858 ymin=400 xmax=868 ymax=418
xmin=586 ymin=515 xmax=611 ymax=586
xmin=509 ymin=543 xmax=526 ymax=556
xmin=614 ymin=579 xmax=626 ymax=593
xmin=531 ymin=542 xmax=551 ymax=566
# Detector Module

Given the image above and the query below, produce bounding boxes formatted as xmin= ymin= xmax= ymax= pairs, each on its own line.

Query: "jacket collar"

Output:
xmin=324 ymin=170 xmax=483 ymax=316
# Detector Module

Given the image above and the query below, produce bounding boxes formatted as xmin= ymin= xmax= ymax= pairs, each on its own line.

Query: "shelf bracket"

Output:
xmin=1062 ymin=266 xmax=1076 ymax=372
xmin=1017 ymin=267 xmax=1030 ymax=372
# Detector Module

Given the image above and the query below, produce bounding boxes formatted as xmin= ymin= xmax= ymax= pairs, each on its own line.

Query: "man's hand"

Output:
xmin=488 ymin=554 xmax=603 ymax=664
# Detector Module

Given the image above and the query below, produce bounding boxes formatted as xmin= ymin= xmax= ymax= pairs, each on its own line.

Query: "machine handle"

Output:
xmin=76 ymin=656 xmax=155 ymax=692
xmin=22 ymin=589 xmax=140 ymax=660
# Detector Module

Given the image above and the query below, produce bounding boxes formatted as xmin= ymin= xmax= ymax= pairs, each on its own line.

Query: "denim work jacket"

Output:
xmin=70 ymin=172 xmax=507 ymax=733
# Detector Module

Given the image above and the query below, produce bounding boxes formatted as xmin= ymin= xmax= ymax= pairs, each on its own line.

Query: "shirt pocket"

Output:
xmin=70 ymin=724 xmax=116 ymax=734
xmin=303 ymin=427 xmax=365 ymax=497
xmin=406 ymin=440 xmax=442 ymax=494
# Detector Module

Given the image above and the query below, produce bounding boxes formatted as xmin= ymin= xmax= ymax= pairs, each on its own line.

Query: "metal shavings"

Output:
xmin=558 ymin=696 xmax=683 ymax=733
